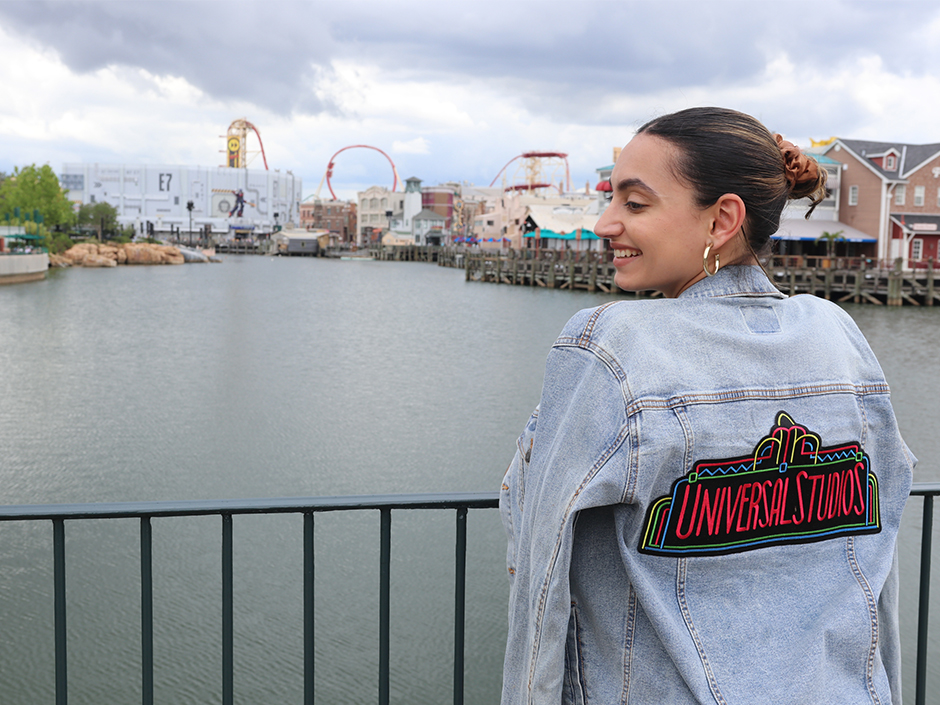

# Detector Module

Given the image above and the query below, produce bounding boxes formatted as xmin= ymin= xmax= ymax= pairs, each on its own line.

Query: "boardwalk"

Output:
xmin=766 ymin=256 xmax=940 ymax=306
xmin=216 ymin=240 xmax=262 ymax=255
xmin=361 ymin=245 xmax=940 ymax=306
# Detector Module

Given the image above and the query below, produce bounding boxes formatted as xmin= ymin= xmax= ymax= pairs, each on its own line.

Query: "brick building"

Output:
xmin=299 ymin=199 xmax=357 ymax=244
xmin=823 ymin=139 xmax=940 ymax=264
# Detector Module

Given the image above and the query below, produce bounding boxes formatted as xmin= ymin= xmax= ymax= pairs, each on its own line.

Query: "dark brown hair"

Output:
xmin=637 ymin=107 xmax=827 ymax=257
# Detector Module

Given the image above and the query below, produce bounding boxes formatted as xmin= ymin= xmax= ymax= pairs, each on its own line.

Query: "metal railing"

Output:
xmin=0 ymin=492 xmax=499 ymax=705
xmin=0 ymin=485 xmax=937 ymax=705
xmin=910 ymin=483 xmax=939 ymax=705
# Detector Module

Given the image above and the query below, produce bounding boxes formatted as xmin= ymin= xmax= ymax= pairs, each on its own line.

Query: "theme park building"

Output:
xmin=60 ymin=164 xmax=302 ymax=239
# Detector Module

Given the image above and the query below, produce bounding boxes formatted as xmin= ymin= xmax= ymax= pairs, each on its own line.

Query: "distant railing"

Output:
xmin=0 ymin=486 xmax=937 ymax=705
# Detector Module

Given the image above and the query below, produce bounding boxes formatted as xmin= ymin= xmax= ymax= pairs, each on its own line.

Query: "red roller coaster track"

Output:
xmin=321 ymin=145 xmax=402 ymax=200
xmin=489 ymin=151 xmax=571 ymax=192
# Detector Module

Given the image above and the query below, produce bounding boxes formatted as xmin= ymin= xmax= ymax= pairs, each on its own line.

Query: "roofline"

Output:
xmin=865 ymin=147 xmax=900 ymax=158
xmin=825 ymin=139 xmax=907 ymax=183
xmin=901 ymin=148 xmax=940 ymax=178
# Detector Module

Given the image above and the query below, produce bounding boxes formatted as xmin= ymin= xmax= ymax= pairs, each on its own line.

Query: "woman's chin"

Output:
xmin=614 ymin=272 xmax=647 ymax=293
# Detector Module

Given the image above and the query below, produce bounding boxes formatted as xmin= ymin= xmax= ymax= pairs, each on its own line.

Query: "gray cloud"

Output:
xmin=1 ymin=0 xmax=938 ymax=124
xmin=0 ymin=0 xmax=337 ymax=114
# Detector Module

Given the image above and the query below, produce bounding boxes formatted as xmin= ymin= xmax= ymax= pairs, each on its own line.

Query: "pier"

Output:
xmin=209 ymin=239 xmax=940 ymax=306
xmin=216 ymin=239 xmax=263 ymax=255
xmin=766 ymin=256 xmax=940 ymax=306
xmin=365 ymin=246 xmax=940 ymax=306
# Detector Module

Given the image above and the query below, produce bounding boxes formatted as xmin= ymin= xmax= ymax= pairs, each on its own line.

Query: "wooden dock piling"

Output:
xmin=361 ymin=246 xmax=940 ymax=306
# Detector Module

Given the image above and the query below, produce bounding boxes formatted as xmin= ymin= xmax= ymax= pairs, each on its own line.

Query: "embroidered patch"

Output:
xmin=638 ymin=411 xmax=880 ymax=557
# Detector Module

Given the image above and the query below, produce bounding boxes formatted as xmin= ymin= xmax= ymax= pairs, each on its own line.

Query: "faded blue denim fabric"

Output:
xmin=500 ymin=266 xmax=914 ymax=704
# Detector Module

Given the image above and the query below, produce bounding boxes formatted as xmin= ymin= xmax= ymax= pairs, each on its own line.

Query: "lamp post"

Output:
xmin=186 ymin=201 xmax=194 ymax=247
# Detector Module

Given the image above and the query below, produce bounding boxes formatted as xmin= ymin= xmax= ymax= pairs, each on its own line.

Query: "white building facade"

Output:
xmin=357 ymin=186 xmax=404 ymax=245
xmin=60 ymin=164 xmax=302 ymax=237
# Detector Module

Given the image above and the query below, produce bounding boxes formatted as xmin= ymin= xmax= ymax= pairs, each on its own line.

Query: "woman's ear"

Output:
xmin=709 ymin=194 xmax=747 ymax=250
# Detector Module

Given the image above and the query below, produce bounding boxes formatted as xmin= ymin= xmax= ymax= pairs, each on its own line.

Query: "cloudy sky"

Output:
xmin=1 ymin=0 xmax=939 ymax=200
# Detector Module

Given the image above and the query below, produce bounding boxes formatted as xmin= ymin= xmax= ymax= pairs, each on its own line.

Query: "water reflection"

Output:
xmin=0 ymin=257 xmax=937 ymax=703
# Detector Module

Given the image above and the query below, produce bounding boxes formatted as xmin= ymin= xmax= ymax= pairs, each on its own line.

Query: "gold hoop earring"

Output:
xmin=703 ymin=243 xmax=719 ymax=277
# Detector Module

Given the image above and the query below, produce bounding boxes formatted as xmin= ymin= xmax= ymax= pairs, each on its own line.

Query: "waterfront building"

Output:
xmin=773 ymin=152 xmax=875 ymax=259
xmin=299 ymin=198 xmax=357 ymax=244
xmin=470 ymin=189 xmax=524 ymax=248
xmin=357 ymin=185 xmax=404 ymax=246
xmin=471 ymin=191 xmax=600 ymax=250
xmin=421 ymin=182 xmax=463 ymax=235
xmin=523 ymin=197 xmax=603 ymax=251
xmin=385 ymin=177 xmax=449 ymax=246
xmin=451 ymin=186 xmax=488 ymax=242
xmin=822 ymin=139 xmax=940 ymax=265
xmin=59 ymin=164 xmax=302 ymax=239
xmin=593 ymin=148 xmax=619 ymax=209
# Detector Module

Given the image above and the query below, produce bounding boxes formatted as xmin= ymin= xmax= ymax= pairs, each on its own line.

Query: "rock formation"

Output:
xmin=61 ymin=242 xmax=187 ymax=267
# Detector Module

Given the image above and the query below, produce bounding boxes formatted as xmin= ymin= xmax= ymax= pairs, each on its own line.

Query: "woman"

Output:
xmin=500 ymin=107 xmax=914 ymax=704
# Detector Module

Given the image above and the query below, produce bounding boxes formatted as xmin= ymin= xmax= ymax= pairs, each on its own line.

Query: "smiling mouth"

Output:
xmin=613 ymin=249 xmax=641 ymax=258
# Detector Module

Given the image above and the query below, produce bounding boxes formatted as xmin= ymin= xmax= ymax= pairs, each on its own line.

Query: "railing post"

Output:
xmin=916 ymin=494 xmax=933 ymax=705
xmin=141 ymin=517 xmax=154 ymax=705
xmin=454 ymin=507 xmax=468 ymax=705
xmin=53 ymin=518 xmax=67 ymax=705
xmin=304 ymin=512 xmax=315 ymax=705
xmin=379 ymin=508 xmax=391 ymax=705
xmin=222 ymin=513 xmax=233 ymax=705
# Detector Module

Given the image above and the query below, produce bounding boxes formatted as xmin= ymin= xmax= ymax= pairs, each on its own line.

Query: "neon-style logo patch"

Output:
xmin=638 ymin=412 xmax=880 ymax=557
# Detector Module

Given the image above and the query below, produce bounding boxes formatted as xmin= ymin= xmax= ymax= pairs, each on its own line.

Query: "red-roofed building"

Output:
xmin=823 ymin=139 xmax=940 ymax=266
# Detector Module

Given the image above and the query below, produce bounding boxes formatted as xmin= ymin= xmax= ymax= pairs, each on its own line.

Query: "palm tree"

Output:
xmin=816 ymin=229 xmax=845 ymax=259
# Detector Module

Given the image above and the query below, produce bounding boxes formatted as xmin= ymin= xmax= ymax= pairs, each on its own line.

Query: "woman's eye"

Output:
xmin=603 ymin=192 xmax=613 ymax=204
xmin=625 ymin=201 xmax=646 ymax=211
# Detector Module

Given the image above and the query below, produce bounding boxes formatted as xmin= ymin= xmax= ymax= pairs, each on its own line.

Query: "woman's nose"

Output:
xmin=593 ymin=208 xmax=618 ymax=239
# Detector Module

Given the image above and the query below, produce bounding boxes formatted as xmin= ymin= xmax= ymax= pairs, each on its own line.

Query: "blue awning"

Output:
xmin=771 ymin=218 xmax=875 ymax=243
xmin=524 ymin=229 xmax=599 ymax=240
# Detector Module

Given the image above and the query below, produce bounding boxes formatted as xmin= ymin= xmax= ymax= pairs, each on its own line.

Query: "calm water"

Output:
xmin=0 ymin=256 xmax=938 ymax=703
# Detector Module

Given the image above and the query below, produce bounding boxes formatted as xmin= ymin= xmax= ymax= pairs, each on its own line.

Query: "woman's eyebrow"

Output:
xmin=614 ymin=177 xmax=657 ymax=197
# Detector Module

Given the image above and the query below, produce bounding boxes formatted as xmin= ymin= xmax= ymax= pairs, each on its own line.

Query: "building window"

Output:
xmin=895 ymin=185 xmax=906 ymax=206
xmin=848 ymin=185 xmax=858 ymax=206
xmin=885 ymin=154 xmax=896 ymax=171
xmin=914 ymin=185 xmax=925 ymax=206
xmin=370 ymin=198 xmax=378 ymax=209
xmin=912 ymin=238 xmax=923 ymax=261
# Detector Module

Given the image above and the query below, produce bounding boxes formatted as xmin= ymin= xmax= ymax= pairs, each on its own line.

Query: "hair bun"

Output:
xmin=773 ymin=133 xmax=828 ymax=218
xmin=774 ymin=134 xmax=821 ymax=197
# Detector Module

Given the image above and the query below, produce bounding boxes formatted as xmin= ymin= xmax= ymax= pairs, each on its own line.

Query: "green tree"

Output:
xmin=0 ymin=164 xmax=75 ymax=227
xmin=76 ymin=201 xmax=122 ymax=238
xmin=816 ymin=229 xmax=845 ymax=259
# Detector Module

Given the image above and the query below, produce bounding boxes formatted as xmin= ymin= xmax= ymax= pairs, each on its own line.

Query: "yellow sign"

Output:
xmin=227 ymin=136 xmax=241 ymax=168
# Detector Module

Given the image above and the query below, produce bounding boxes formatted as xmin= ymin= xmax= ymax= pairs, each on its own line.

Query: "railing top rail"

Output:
xmin=1 ymin=484 xmax=936 ymax=522
xmin=909 ymin=482 xmax=940 ymax=496
xmin=0 ymin=491 xmax=501 ymax=522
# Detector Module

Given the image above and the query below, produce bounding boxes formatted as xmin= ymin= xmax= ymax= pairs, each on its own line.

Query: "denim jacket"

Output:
xmin=500 ymin=266 xmax=914 ymax=704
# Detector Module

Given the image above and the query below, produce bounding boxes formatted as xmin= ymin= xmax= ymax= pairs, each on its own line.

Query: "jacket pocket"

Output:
xmin=562 ymin=602 xmax=586 ymax=705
